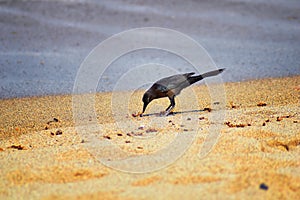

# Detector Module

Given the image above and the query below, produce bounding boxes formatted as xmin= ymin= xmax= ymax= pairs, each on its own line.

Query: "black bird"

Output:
xmin=141 ymin=68 xmax=225 ymax=116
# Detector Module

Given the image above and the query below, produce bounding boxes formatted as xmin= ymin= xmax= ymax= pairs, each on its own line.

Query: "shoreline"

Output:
xmin=1 ymin=74 xmax=299 ymax=100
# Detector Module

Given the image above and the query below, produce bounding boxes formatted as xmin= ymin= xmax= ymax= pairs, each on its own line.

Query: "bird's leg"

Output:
xmin=164 ymin=96 xmax=175 ymax=116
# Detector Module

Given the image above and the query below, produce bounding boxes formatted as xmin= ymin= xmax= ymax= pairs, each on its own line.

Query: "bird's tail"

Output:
xmin=188 ymin=68 xmax=225 ymax=85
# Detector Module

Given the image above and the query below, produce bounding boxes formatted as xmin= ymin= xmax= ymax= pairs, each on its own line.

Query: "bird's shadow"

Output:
xmin=141 ymin=109 xmax=207 ymax=117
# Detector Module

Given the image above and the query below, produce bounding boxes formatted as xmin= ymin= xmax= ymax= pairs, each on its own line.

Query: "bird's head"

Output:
xmin=142 ymin=92 xmax=153 ymax=114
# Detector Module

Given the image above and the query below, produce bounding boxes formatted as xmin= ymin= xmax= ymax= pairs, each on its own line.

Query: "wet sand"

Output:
xmin=0 ymin=76 xmax=299 ymax=199
xmin=1 ymin=0 xmax=300 ymax=98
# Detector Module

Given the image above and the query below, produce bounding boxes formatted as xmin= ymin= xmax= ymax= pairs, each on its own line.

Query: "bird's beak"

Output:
xmin=142 ymin=102 xmax=149 ymax=114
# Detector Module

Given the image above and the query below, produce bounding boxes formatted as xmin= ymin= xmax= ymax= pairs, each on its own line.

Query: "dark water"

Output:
xmin=0 ymin=0 xmax=300 ymax=99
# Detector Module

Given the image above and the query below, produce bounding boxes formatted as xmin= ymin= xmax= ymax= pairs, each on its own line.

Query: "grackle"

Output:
xmin=141 ymin=68 xmax=225 ymax=116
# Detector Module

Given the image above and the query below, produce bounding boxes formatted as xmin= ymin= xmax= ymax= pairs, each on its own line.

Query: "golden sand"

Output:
xmin=0 ymin=76 xmax=299 ymax=199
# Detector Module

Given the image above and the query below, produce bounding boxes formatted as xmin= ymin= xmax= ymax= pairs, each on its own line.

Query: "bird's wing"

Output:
xmin=155 ymin=73 xmax=194 ymax=91
xmin=154 ymin=84 xmax=169 ymax=93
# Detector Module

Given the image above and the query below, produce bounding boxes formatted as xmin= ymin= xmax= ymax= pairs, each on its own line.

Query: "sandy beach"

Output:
xmin=0 ymin=76 xmax=299 ymax=199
